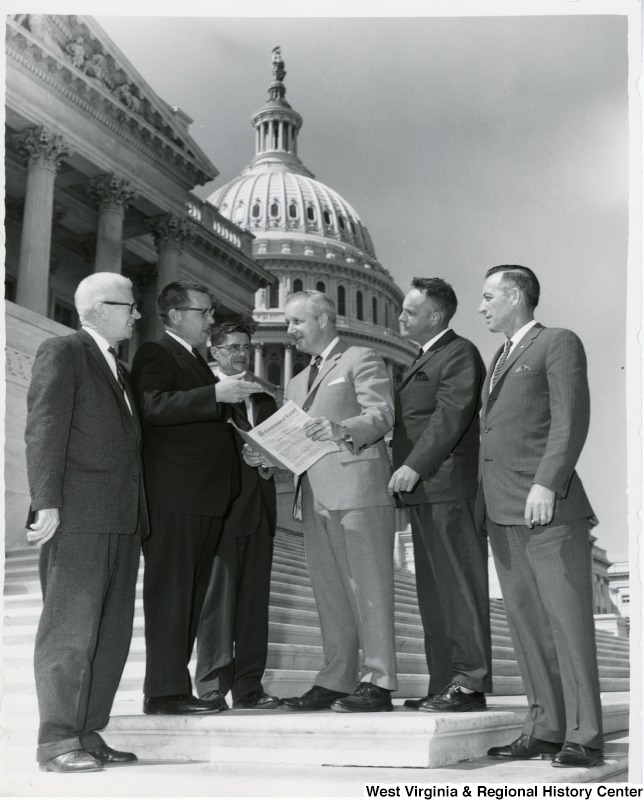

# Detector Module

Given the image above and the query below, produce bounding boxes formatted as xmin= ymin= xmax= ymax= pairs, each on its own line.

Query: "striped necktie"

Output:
xmin=307 ymin=355 xmax=322 ymax=391
xmin=108 ymin=346 xmax=126 ymax=393
xmin=490 ymin=339 xmax=512 ymax=390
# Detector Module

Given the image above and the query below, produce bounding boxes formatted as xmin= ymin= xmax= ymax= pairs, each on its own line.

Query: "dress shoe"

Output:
xmin=39 ymin=750 xmax=103 ymax=773
xmin=200 ymin=689 xmax=229 ymax=711
xmin=279 ymin=685 xmax=349 ymax=711
xmin=143 ymin=693 xmax=224 ymax=715
xmin=552 ymin=741 xmax=604 ymax=768
xmin=419 ymin=683 xmax=486 ymax=712
xmin=404 ymin=694 xmax=437 ymax=709
xmin=330 ymin=682 xmax=394 ymax=713
xmin=488 ymin=734 xmax=563 ymax=760
xmin=233 ymin=690 xmax=280 ymax=709
xmin=86 ymin=742 xmax=138 ymax=765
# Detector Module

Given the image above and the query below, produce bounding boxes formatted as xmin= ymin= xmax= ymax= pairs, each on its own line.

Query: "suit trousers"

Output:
xmin=487 ymin=516 xmax=603 ymax=748
xmin=34 ymin=531 xmax=141 ymax=762
xmin=195 ymin=509 xmax=274 ymax=701
xmin=301 ymin=478 xmax=398 ymax=693
xmin=143 ymin=511 xmax=222 ymax=697
xmin=409 ymin=498 xmax=492 ymax=694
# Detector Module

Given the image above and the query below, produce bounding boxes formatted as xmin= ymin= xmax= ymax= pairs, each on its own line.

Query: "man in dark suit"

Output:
xmin=25 ymin=272 xmax=147 ymax=773
xmin=131 ymin=281 xmax=262 ymax=715
xmin=389 ymin=278 xmax=491 ymax=712
xmin=478 ymin=265 xmax=603 ymax=768
xmin=195 ymin=321 xmax=279 ymax=710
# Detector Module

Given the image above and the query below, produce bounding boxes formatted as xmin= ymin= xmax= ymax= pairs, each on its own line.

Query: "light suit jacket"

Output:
xmin=476 ymin=323 xmax=595 ymax=530
xmin=287 ymin=340 xmax=395 ymax=511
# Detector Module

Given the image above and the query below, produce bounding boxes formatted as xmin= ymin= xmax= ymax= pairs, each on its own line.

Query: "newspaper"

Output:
xmin=229 ymin=400 xmax=340 ymax=476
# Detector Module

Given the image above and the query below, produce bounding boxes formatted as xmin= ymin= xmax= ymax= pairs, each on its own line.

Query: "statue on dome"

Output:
xmin=271 ymin=46 xmax=286 ymax=82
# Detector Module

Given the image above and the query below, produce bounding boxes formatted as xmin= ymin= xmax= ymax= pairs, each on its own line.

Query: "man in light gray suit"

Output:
xmin=244 ymin=290 xmax=397 ymax=712
xmin=478 ymin=265 xmax=603 ymax=769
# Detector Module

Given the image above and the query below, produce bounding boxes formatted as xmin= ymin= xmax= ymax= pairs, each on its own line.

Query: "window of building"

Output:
xmin=356 ymin=291 xmax=364 ymax=321
xmin=252 ymin=201 xmax=261 ymax=219
xmin=307 ymin=205 xmax=315 ymax=222
xmin=293 ymin=278 xmax=303 ymax=293
xmin=267 ymin=360 xmax=281 ymax=387
xmin=338 ymin=214 xmax=345 ymax=230
xmin=289 ymin=202 xmax=298 ymax=219
xmin=53 ymin=298 xmax=78 ymax=329
xmin=372 ymin=297 xmax=378 ymax=325
xmin=323 ymin=209 xmax=331 ymax=226
xmin=384 ymin=303 xmax=389 ymax=329
xmin=269 ymin=281 xmax=279 ymax=308
xmin=270 ymin=200 xmax=280 ymax=218
xmin=337 ymin=285 xmax=346 ymax=316
xmin=316 ymin=281 xmax=325 ymax=293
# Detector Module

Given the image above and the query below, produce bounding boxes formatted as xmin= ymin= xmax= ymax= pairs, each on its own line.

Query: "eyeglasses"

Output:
xmin=174 ymin=307 xmax=216 ymax=318
xmin=101 ymin=301 xmax=139 ymax=314
xmin=213 ymin=344 xmax=252 ymax=353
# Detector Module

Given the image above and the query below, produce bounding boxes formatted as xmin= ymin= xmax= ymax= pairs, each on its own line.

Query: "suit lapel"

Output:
xmin=305 ymin=339 xmax=347 ymax=402
xmin=79 ymin=330 xmax=132 ymax=415
xmin=161 ymin=333 xmax=216 ymax=384
xmin=398 ymin=329 xmax=456 ymax=392
xmin=487 ymin=323 xmax=544 ymax=401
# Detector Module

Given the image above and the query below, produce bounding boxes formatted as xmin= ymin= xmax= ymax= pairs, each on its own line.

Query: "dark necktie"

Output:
xmin=231 ymin=400 xmax=250 ymax=431
xmin=108 ymin=346 xmax=126 ymax=393
xmin=192 ymin=346 xmax=212 ymax=375
xmin=307 ymin=355 xmax=322 ymax=391
xmin=415 ymin=346 xmax=424 ymax=362
xmin=490 ymin=339 xmax=512 ymax=390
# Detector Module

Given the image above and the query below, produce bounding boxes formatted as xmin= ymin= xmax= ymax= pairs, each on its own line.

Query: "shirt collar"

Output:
xmin=316 ymin=336 xmax=340 ymax=365
xmin=419 ymin=328 xmax=450 ymax=353
xmin=510 ymin=319 xmax=538 ymax=347
xmin=165 ymin=329 xmax=194 ymax=353
xmin=82 ymin=326 xmax=112 ymax=356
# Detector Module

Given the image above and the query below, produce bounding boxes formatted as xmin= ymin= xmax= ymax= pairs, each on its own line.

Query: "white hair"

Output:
xmin=74 ymin=273 xmax=134 ymax=324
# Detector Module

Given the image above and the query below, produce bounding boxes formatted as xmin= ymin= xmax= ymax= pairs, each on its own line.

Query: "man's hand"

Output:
xmin=27 ymin=508 xmax=59 ymax=547
xmin=242 ymin=444 xmax=277 ymax=469
xmin=388 ymin=465 xmax=421 ymax=496
xmin=215 ymin=377 xmax=264 ymax=404
xmin=524 ymin=484 xmax=556 ymax=528
xmin=303 ymin=417 xmax=344 ymax=442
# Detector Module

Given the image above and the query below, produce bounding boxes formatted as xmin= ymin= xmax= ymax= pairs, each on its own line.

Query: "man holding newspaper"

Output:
xmin=244 ymin=290 xmax=398 ymax=712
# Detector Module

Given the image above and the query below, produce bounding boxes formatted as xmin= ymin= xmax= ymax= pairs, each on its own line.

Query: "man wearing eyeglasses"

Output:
xmin=195 ymin=320 xmax=280 ymax=710
xmin=25 ymin=272 xmax=147 ymax=773
xmin=131 ymin=281 xmax=263 ymax=716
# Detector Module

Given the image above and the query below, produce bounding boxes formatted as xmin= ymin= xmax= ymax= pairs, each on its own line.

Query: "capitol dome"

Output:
xmin=206 ymin=47 xmax=415 ymax=391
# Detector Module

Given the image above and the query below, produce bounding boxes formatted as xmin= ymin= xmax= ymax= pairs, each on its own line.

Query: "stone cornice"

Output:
xmin=6 ymin=16 xmax=216 ymax=189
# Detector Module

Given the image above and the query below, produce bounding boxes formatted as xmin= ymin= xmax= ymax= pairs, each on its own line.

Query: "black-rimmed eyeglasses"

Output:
xmin=174 ymin=307 xmax=216 ymax=318
xmin=101 ymin=301 xmax=139 ymax=314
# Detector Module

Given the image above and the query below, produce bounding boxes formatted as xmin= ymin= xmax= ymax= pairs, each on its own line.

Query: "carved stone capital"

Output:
xmin=146 ymin=213 xmax=192 ymax=248
xmin=10 ymin=126 xmax=71 ymax=171
xmin=88 ymin=172 xmax=137 ymax=211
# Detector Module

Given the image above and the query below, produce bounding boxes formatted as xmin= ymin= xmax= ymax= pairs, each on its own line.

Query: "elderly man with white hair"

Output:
xmin=25 ymin=272 xmax=148 ymax=773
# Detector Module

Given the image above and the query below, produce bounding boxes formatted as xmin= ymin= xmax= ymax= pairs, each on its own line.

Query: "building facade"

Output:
xmin=4 ymin=14 xmax=273 ymax=548
xmin=208 ymin=48 xmax=417 ymax=389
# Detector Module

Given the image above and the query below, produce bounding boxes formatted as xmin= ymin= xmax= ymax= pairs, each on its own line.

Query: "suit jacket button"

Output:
xmin=484 ymin=428 xmax=491 ymax=433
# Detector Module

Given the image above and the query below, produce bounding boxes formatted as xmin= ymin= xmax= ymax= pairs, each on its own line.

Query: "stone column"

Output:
xmin=253 ymin=342 xmax=265 ymax=379
xmin=11 ymin=126 xmax=71 ymax=315
xmin=283 ymin=343 xmax=293 ymax=386
xmin=89 ymin=173 xmax=136 ymax=273
xmin=146 ymin=213 xmax=192 ymax=339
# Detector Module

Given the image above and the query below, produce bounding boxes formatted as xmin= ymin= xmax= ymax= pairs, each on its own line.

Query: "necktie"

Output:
xmin=307 ymin=355 xmax=322 ymax=391
xmin=490 ymin=339 xmax=512 ymax=390
xmin=192 ymin=346 xmax=212 ymax=375
xmin=108 ymin=347 xmax=126 ymax=393
xmin=415 ymin=347 xmax=424 ymax=362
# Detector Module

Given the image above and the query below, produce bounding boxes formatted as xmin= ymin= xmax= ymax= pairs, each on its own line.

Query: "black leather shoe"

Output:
xmin=233 ymin=690 xmax=280 ymax=709
xmin=488 ymin=734 xmax=563 ymax=760
xmin=331 ymin=682 xmax=394 ymax=713
xmin=200 ymin=689 xmax=229 ymax=711
xmin=404 ymin=694 xmax=437 ymax=709
xmin=419 ymin=683 xmax=486 ymax=712
xmin=86 ymin=742 xmax=137 ymax=765
xmin=143 ymin=693 xmax=224 ymax=715
xmin=552 ymin=741 xmax=604 ymax=768
xmin=39 ymin=750 xmax=103 ymax=773
xmin=279 ymin=685 xmax=349 ymax=711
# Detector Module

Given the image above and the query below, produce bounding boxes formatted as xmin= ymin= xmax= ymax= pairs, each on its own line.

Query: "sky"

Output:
xmin=91 ymin=7 xmax=637 ymax=562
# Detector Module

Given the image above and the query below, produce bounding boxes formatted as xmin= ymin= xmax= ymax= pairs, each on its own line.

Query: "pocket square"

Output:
xmin=414 ymin=372 xmax=429 ymax=381
xmin=515 ymin=364 xmax=532 ymax=372
xmin=327 ymin=377 xmax=346 ymax=386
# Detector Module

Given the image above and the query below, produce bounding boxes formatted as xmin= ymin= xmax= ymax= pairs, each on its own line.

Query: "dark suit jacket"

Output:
xmin=25 ymin=328 xmax=147 ymax=536
xmin=222 ymin=392 xmax=278 ymax=540
xmin=477 ymin=323 xmax=594 ymax=528
xmin=131 ymin=333 xmax=239 ymax=517
xmin=391 ymin=330 xmax=485 ymax=505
